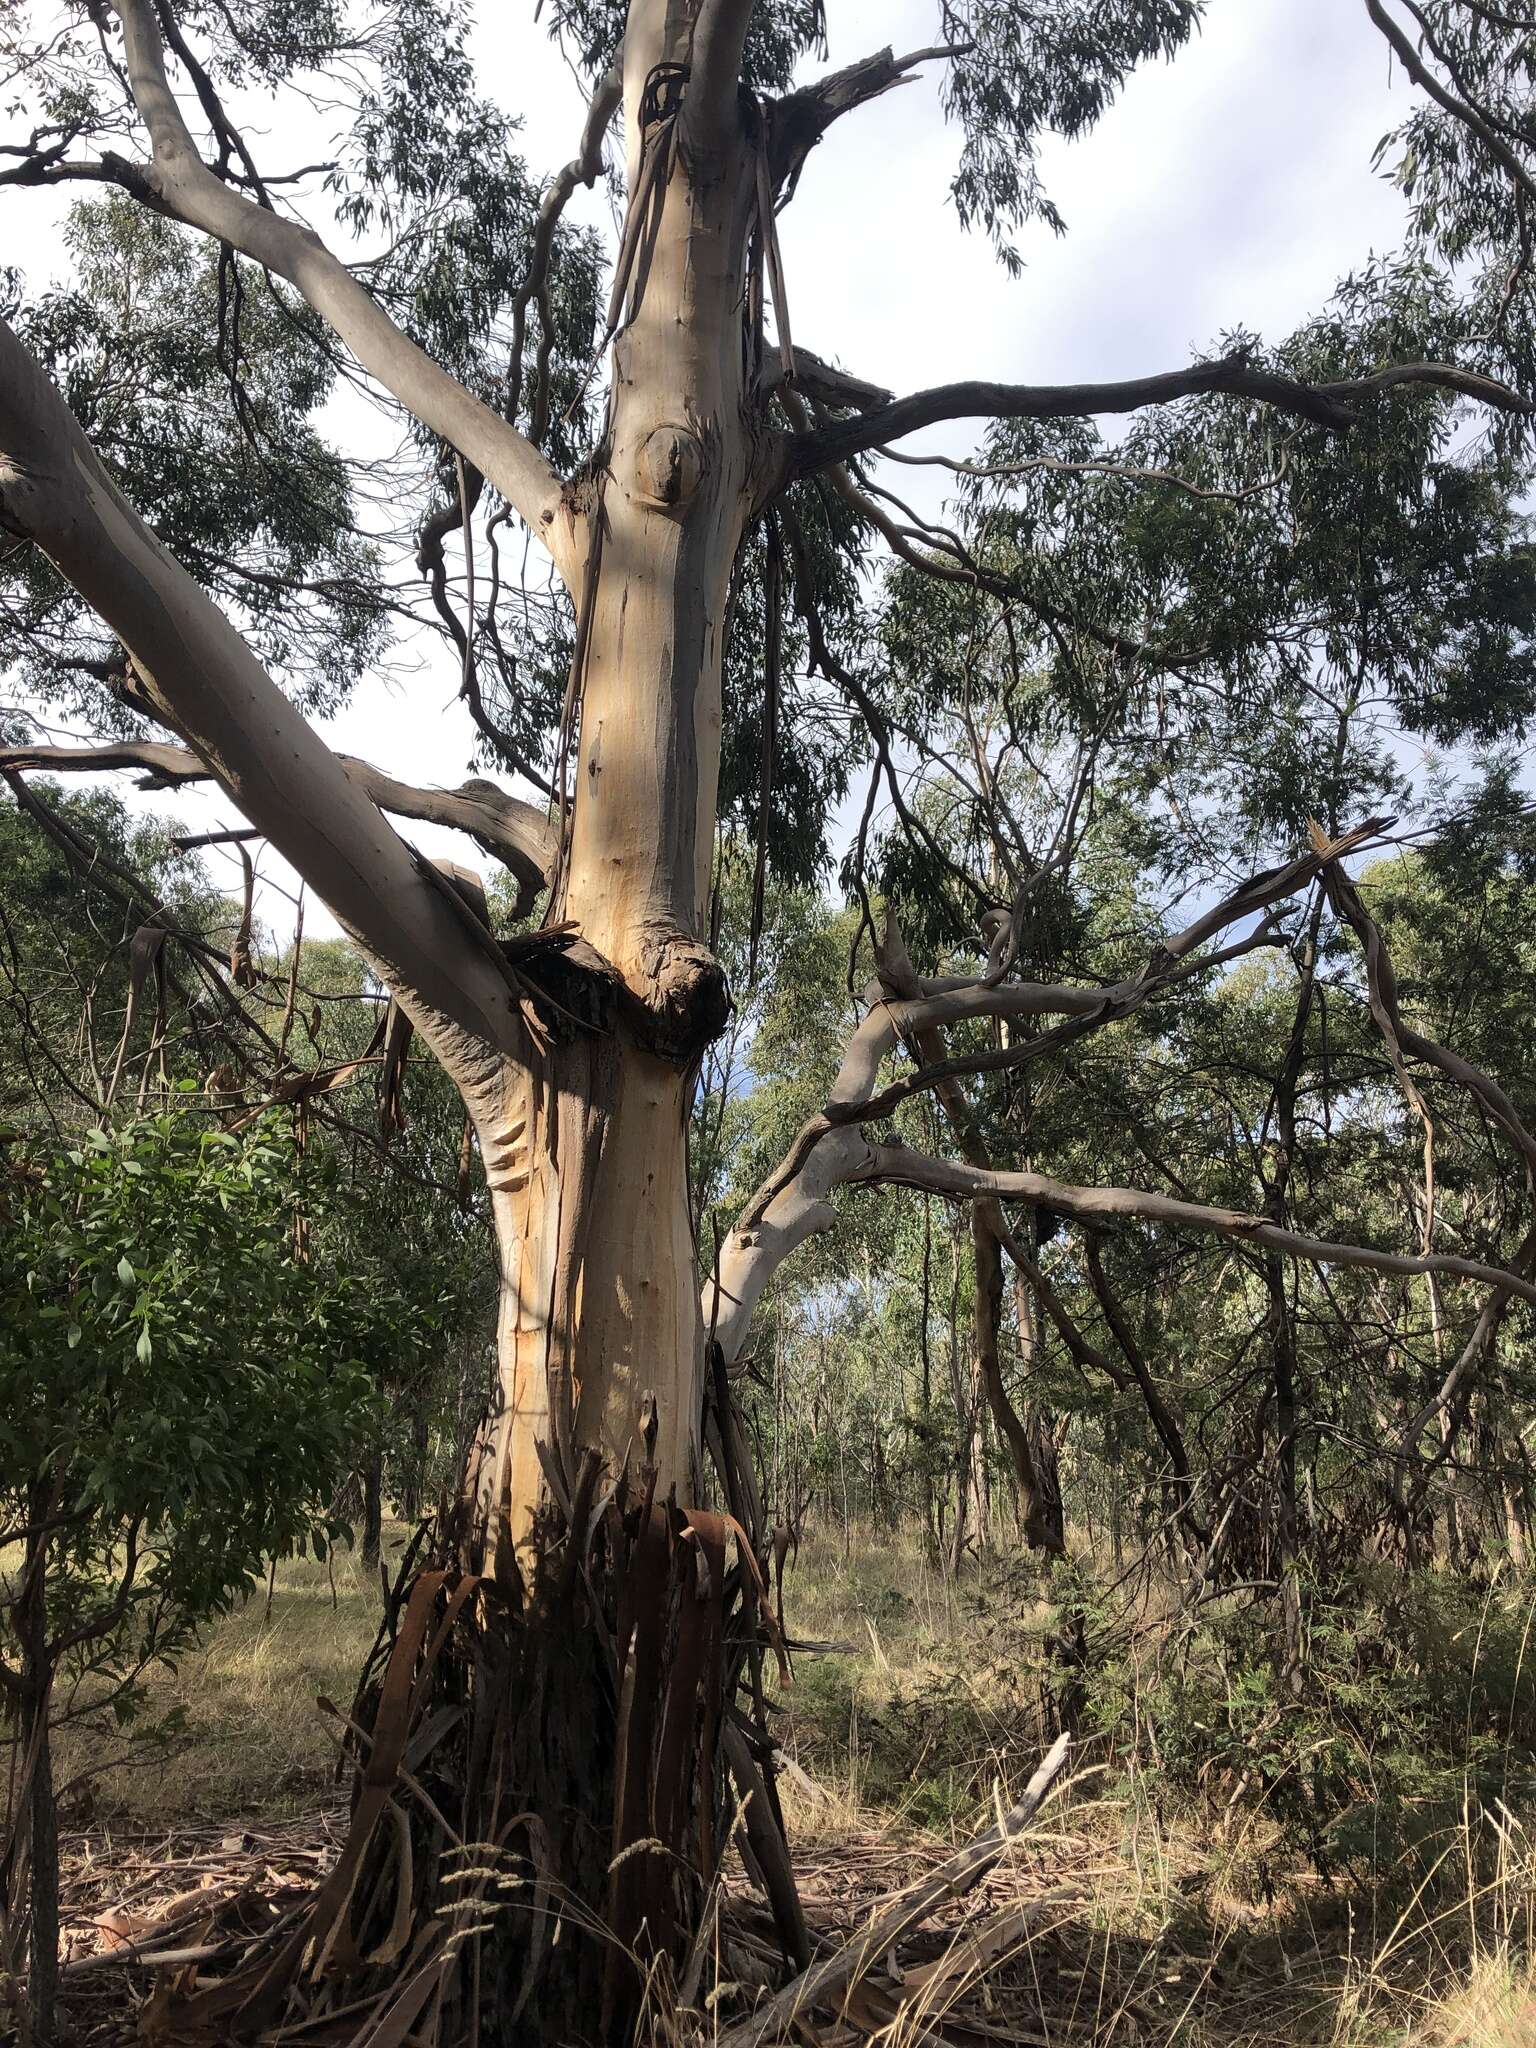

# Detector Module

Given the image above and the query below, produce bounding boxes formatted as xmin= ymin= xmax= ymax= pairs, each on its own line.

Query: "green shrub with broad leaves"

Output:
xmin=0 ymin=1104 xmax=377 ymax=1711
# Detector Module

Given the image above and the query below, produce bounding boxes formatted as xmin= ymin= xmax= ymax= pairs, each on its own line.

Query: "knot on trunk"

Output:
xmin=634 ymin=423 xmax=706 ymax=511
xmin=629 ymin=931 xmax=730 ymax=1064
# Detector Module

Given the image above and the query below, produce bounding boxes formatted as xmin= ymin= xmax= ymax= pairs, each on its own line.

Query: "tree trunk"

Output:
xmin=361 ymin=1451 xmax=383 ymax=1572
xmin=22 ymin=1680 xmax=58 ymax=2048
xmin=973 ymin=1211 xmax=1065 ymax=1556
xmin=401 ymin=1401 xmax=430 ymax=1524
xmin=172 ymin=21 xmax=783 ymax=2040
xmin=3 ymin=1522 xmax=60 ymax=2048
xmin=0 ymin=7 xmax=791 ymax=2040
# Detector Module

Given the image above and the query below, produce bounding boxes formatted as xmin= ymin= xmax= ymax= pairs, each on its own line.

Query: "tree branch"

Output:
xmin=784 ymin=346 xmax=894 ymax=414
xmin=764 ymin=44 xmax=963 ymax=199
xmin=1365 ymin=0 xmax=1536 ymax=211
xmin=508 ymin=59 xmax=623 ymax=439
xmin=785 ymin=351 xmax=1536 ymax=479
xmin=1317 ymin=843 xmax=1536 ymax=1187
xmin=682 ymin=0 xmax=755 ymax=156
xmin=708 ymin=827 xmax=1394 ymax=1360
xmin=0 ymin=740 xmax=557 ymax=916
xmin=855 ymin=1139 xmax=1536 ymax=1314
xmin=0 ymin=314 xmax=523 ymax=1061
xmin=106 ymin=0 xmax=581 ymax=584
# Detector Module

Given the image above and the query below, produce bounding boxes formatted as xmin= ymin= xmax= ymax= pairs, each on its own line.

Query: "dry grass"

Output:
xmin=35 ymin=1522 xmax=1536 ymax=2046
xmin=53 ymin=1528 xmax=410 ymax=1826
xmin=772 ymin=1521 xmax=1062 ymax=1832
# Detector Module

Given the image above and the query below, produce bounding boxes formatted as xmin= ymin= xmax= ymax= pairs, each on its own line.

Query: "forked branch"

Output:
xmin=0 ymin=315 xmax=521 ymax=1059
xmin=105 ymin=0 xmax=581 ymax=583
xmin=764 ymin=44 xmax=963 ymax=198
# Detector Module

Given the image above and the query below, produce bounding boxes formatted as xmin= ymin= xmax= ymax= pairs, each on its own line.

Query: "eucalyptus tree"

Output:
xmin=4 ymin=1 xmax=1536 ymax=2040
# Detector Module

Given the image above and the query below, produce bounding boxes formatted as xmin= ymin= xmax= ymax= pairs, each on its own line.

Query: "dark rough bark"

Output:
xmin=361 ymin=1454 xmax=384 ymax=1573
xmin=975 ymin=1210 xmax=1065 ymax=1556
xmin=23 ymin=1694 xmax=58 ymax=2048
xmin=3 ymin=1524 xmax=60 ymax=2047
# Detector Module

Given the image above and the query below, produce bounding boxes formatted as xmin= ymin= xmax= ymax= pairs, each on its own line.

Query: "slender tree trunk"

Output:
xmin=13 ymin=1522 xmax=59 ymax=2047
xmin=1264 ymin=910 xmax=1322 ymax=1691
xmin=920 ymin=1194 xmax=938 ymax=1554
xmin=1106 ymin=1412 xmax=1125 ymax=1572
xmin=946 ymin=1222 xmax=970 ymax=1572
xmin=22 ymin=1702 xmax=57 ymax=2048
xmin=971 ymin=1212 xmax=1065 ymax=1555
xmin=1505 ymin=1474 xmax=1529 ymax=1571
xmin=401 ymin=1401 xmax=429 ymax=1523
xmin=361 ymin=1451 xmax=383 ymax=1572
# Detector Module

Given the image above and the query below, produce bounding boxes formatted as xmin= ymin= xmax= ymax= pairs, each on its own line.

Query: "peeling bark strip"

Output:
xmin=717 ymin=1733 xmax=1072 ymax=2048
xmin=153 ymin=1484 xmax=780 ymax=2047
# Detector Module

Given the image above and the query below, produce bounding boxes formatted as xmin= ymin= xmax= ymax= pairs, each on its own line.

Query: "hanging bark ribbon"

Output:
xmin=748 ymin=512 xmax=783 ymax=987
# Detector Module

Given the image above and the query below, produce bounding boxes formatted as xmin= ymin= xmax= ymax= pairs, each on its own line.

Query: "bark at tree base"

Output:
xmin=156 ymin=1477 xmax=793 ymax=2048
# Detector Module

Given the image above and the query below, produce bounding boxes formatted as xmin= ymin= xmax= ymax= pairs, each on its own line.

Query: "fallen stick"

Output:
xmin=61 ymin=1938 xmax=229 ymax=1977
xmin=716 ymin=1731 xmax=1071 ymax=2048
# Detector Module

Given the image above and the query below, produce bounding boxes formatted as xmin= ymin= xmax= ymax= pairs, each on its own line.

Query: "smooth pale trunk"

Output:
xmin=465 ymin=6 xmax=759 ymax=1555
xmin=474 ymin=1050 xmax=705 ymax=1553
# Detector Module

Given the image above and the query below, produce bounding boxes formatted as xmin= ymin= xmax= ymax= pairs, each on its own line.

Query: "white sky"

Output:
xmin=5 ymin=0 xmax=1416 ymax=943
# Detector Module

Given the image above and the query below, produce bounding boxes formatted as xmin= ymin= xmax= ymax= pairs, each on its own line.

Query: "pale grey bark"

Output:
xmin=0 ymin=317 xmax=519 ymax=1089
xmin=0 ymin=741 xmax=556 ymax=912
xmin=109 ymin=0 xmax=582 ymax=586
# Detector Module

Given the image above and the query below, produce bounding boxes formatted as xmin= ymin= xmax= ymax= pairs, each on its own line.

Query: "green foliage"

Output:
xmin=1374 ymin=6 xmax=1536 ymax=431
xmin=0 ymin=1108 xmax=376 ymax=1704
xmin=940 ymin=0 xmax=1205 ymax=266
xmin=331 ymin=0 xmax=605 ymax=464
xmin=1070 ymin=1561 xmax=1536 ymax=1875
xmin=10 ymin=198 xmax=386 ymax=718
xmin=718 ymin=509 xmax=857 ymax=889
xmin=543 ymin=0 xmax=828 ymax=90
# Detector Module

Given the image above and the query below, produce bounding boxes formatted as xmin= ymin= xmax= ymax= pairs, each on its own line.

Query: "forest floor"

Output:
xmin=47 ymin=1525 xmax=1536 ymax=2046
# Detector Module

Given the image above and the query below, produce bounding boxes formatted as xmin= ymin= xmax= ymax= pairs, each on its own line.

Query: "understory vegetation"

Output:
xmin=37 ymin=1525 xmax=1536 ymax=2047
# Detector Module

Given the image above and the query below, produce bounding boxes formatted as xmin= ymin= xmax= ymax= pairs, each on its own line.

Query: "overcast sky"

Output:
xmin=6 ymin=0 xmax=1418 ymax=941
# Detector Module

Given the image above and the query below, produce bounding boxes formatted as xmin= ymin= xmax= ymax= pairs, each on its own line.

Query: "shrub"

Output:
xmin=0 ymin=1107 xmax=375 ymax=2038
